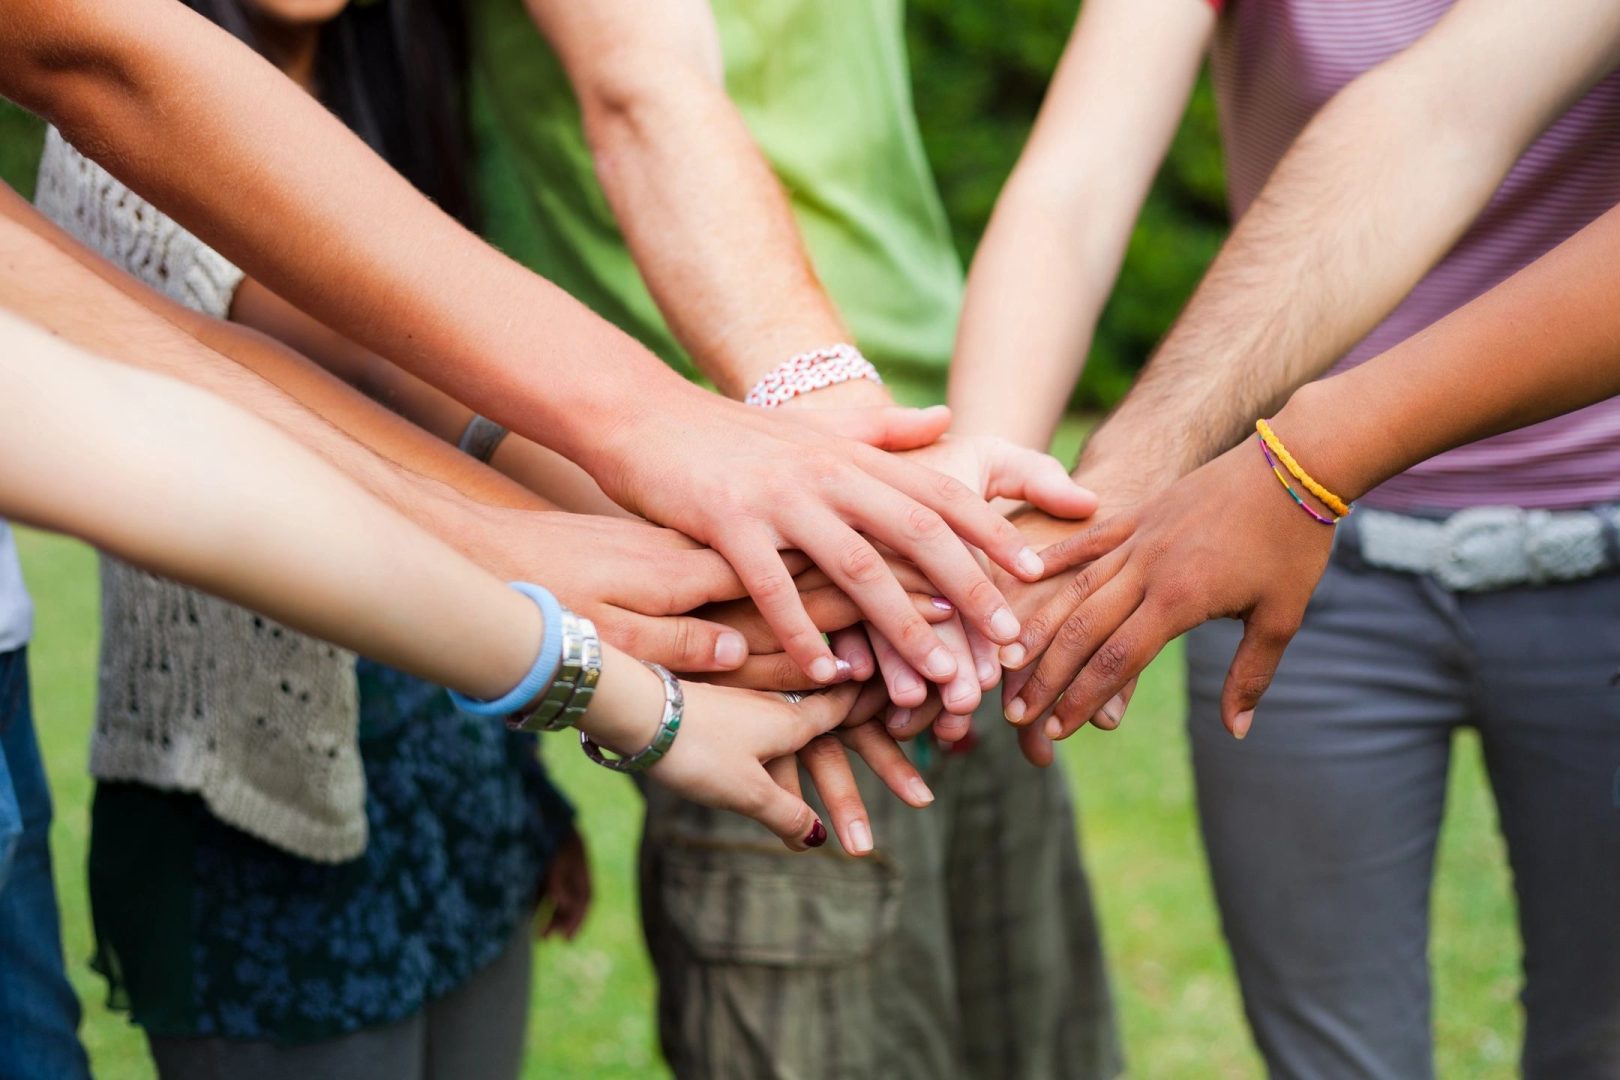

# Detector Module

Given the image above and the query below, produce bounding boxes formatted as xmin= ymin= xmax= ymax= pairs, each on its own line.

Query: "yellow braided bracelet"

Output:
xmin=1255 ymin=419 xmax=1352 ymax=518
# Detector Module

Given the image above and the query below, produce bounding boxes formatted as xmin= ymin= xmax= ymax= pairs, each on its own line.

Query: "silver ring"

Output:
xmin=779 ymin=691 xmax=807 ymax=705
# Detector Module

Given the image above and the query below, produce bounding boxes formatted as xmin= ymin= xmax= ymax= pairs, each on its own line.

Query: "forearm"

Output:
xmin=1273 ymin=204 xmax=1620 ymax=501
xmin=1 ymin=0 xmax=698 ymax=474
xmin=535 ymin=0 xmax=848 ymax=399
xmin=949 ymin=0 xmax=1213 ymax=450
xmin=0 ymin=312 xmax=538 ymax=700
xmin=1080 ymin=0 xmax=1620 ymax=490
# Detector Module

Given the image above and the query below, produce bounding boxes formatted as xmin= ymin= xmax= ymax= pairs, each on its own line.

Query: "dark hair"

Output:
xmin=184 ymin=0 xmax=477 ymax=228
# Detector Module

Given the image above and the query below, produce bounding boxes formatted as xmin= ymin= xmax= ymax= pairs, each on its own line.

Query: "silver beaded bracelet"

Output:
xmin=509 ymin=609 xmax=600 ymax=733
xmin=580 ymin=661 xmax=683 ymax=774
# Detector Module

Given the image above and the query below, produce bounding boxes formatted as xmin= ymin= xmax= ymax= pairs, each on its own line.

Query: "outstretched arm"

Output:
xmin=0 ymin=310 xmax=892 ymax=849
xmin=1077 ymin=0 xmax=1620 ymax=498
xmin=0 ymin=0 xmax=1055 ymax=686
xmin=948 ymin=0 xmax=1215 ymax=451
xmin=1013 ymin=199 xmax=1620 ymax=739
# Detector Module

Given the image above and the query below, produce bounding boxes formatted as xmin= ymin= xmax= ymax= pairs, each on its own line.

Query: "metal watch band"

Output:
xmin=580 ymin=661 xmax=682 ymax=774
xmin=509 ymin=609 xmax=599 ymax=732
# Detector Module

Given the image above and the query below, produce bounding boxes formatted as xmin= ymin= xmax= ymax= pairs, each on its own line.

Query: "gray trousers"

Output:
xmin=148 ymin=920 xmax=532 ymax=1080
xmin=1186 ymin=543 xmax=1620 ymax=1080
xmin=640 ymin=700 xmax=1121 ymax=1080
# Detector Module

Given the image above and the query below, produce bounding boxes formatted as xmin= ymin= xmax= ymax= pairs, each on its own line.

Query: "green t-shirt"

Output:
xmin=469 ymin=0 xmax=963 ymax=404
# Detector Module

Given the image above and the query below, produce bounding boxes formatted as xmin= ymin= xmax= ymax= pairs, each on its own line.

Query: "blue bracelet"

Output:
xmin=447 ymin=582 xmax=564 ymax=718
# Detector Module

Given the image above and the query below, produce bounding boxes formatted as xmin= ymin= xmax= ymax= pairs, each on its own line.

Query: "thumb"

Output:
xmin=609 ymin=612 xmax=750 ymax=673
xmin=1220 ymin=610 xmax=1296 ymax=739
xmin=786 ymin=404 xmax=952 ymax=450
xmin=746 ymin=770 xmax=828 ymax=851
xmin=779 ymin=682 xmax=863 ymax=754
xmin=984 ymin=446 xmax=1100 ymax=520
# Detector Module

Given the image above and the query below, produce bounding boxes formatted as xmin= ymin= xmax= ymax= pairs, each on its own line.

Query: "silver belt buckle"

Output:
xmin=1433 ymin=507 xmax=1528 ymax=592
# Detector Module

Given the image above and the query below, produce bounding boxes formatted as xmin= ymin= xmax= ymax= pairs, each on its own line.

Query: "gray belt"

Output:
xmin=1352 ymin=505 xmax=1620 ymax=591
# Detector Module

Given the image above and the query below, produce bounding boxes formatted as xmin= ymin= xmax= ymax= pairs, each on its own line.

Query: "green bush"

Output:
xmin=907 ymin=0 xmax=1228 ymax=408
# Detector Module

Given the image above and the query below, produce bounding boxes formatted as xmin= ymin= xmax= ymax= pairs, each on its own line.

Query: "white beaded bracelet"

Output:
xmin=744 ymin=343 xmax=883 ymax=408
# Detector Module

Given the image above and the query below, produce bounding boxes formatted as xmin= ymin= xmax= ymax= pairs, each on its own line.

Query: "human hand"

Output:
xmin=463 ymin=509 xmax=768 ymax=673
xmin=598 ymin=394 xmax=1058 ymax=689
xmin=845 ymin=435 xmax=1099 ymax=723
xmin=536 ymin=827 xmax=592 ymax=941
xmin=999 ymin=437 xmax=1336 ymax=741
xmin=766 ymin=680 xmax=936 ymax=856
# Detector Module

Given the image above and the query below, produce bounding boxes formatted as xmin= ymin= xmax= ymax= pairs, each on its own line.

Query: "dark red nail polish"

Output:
xmin=805 ymin=821 xmax=828 ymax=848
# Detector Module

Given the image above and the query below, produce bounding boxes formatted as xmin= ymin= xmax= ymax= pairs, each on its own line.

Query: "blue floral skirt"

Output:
xmin=87 ymin=661 xmax=573 ymax=1044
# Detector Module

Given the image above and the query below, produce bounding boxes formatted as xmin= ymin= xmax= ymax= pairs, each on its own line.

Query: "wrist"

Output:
xmin=1269 ymin=380 xmax=1387 ymax=504
xmin=575 ymin=646 xmax=665 ymax=756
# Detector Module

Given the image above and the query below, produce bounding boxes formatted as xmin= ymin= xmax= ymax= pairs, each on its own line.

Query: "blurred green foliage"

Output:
xmin=0 ymin=100 xmax=44 ymax=200
xmin=906 ymin=0 xmax=1229 ymax=407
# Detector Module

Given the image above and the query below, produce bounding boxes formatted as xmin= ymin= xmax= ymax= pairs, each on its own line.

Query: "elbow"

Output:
xmin=573 ymin=52 xmax=719 ymax=149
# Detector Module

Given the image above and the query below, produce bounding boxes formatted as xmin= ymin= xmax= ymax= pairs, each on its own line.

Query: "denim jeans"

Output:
xmin=0 ymin=648 xmax=90 ymax=1080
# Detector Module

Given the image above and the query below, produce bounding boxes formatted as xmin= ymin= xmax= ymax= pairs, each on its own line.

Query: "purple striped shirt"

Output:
xmin=1212 ymin=0 xmax=1620 ymax=511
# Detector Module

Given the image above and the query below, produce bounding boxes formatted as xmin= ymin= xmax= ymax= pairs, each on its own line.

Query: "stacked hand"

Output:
xmin=998 ymin=441 xmax=1334 ymax=743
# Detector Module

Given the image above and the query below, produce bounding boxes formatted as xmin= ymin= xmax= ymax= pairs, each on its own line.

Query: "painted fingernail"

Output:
xmin=923 ymin=647 xmax=956 ymax=680
xmin=714 ymin=633 xmax=747 ymax=668
xmin=999 ymin=642 xmax=1027 ymax=668
xmin=1233 ymin=710 xmax=1254 ymax=740
xmin=906 ymin=777 xmax=935 ymax=805
xmin=1101 ymin=693 xmax=1126 ymax=729
xmin=886 ymin=708 xmax=912 ymax=732
xmin=976 ymin=657 xmax=998 ymax=686
xmin=846 ymin=819 xmax=874 ymax=855
xmin=810 ymin=657 xmax=838 ymax=684
xmin=805 ymin=820 xmax=828 ymax=848
xmin=989 ymin=606 xmax=1020 ymax=642
xmin=1045 ymin=716 xmax=1064 ymax=739
xmin=1004 ymin=697 xmax=1026 ymax=724
xmin=834 ymin=659 xmax=853 ymax=681
xmin=930 ymin=596 xmax=954 ymax=612
xmin=1017 ymin=547 xmax=1045 ymax=578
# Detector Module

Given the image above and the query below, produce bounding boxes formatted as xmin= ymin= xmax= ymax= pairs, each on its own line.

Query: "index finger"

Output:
xmin=712 ymin=526 xmax=846 ymax=684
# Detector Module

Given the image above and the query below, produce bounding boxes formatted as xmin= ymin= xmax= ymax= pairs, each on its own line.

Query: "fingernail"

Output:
xmin=946 ymin=685 xmax=976 ymax=712
xmin=846 ymin=819 xmax=873 ymax=855
xmin=805 ymin=821 xmax=828 ymax=848
xmin=923 ymin=647 xmax=956 ymax=680
xmin=714 ymin=633 xmax=747 ymax=668
xmin=999 ymin=642 xmax=1027 ymax=668
xmin=886 ymin=708 xmax=912 ymax=732
xmin=976 ymin=657 xmax=998 ymax=686
xmin=834 ymin=658 xmax=853 ymax=681
xmin=1045 ymin=716 xmax=1063 ymax=739
xmin=809 ymin=657 xmax=838 ymax=684
xmin=906 ymin=777 xmax=935 ymax=805
xmin=1004 ymin=697 xmax=1026 ymax=724
xmin=930 ymin=596 xmax=954 ymax=612
xmin=894 ymin=670 xmax=924 ymax=699
xmin=1017 ymin=547 xmax=1045 ymax=578
xmin=989 ymin=606 xmax=1020 ymax=642
xmin=1233 ymin=710 xmax=1254 ymax=740
xmin=1101 ymin=693 xmax=1126 ymax=728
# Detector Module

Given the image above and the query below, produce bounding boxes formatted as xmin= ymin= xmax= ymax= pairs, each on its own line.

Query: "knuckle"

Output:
xmin=670 ymin=619 xmax=696 ymax=664
xmin=964 ymin=577 xmax=1000 ymax=614
xmin=1233 ymin=669 xmax=1275 ymax=700
xmin=904 ymin=504 xmax=949 ymax=544
xmin=838 ymin=539 xmax=886 ymax=585
xmin=931 ymin=470 xmax=970 ymax=504
xmin=1056 ymin=613 xmax=1094 ymax=654
xmin=1092 ymin=638 xmax=1132 ymax=680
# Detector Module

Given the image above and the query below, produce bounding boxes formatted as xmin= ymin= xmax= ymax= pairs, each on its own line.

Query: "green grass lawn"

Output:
xmin=17 ymin=525 xmax=1522 ymax=1079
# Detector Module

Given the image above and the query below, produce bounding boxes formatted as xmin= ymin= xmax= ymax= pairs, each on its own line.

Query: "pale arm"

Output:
xmin=1078 ymin=0 xmax=1620 ymax=495
xmin=0 ymin=312 xmax=866 ymax=847
xmin=948 ymin=0 xmax=1215 ymax=450
xmin=527 ymin=0 xmax=854 ymax=401
xmin=0 ymin=0 xmax=1057 ymax=681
